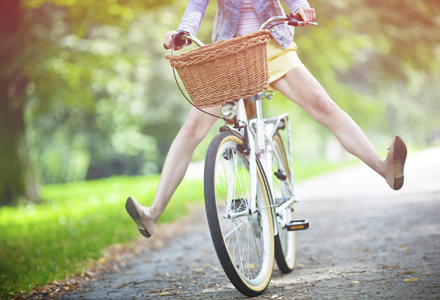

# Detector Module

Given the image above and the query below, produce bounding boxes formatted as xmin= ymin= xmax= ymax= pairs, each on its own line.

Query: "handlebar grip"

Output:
xmin=287 ymin=19 xmax=300 ymax=26
xmin=172 ymin=31 xmax=191 ymax=48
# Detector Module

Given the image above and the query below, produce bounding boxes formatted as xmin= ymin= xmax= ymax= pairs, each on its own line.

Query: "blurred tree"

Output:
xmin=0 ymin=0 xmax=39 ymax=204
xmin=0 ymin=0 xmax=178 ymax=205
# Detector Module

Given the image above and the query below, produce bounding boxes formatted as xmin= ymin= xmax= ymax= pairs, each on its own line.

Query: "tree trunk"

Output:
xmin=0 ymin=0 xmax=40 ymax=205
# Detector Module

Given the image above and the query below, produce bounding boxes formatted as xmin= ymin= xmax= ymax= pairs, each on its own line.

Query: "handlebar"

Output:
xmin=260 ymin=13 xmax=318 ymax=30
xmin=168 ymin=14 xmax=318 ymax=49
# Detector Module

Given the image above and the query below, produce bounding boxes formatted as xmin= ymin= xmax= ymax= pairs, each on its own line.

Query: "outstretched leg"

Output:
xmin=126 ymin=105 xmax=221 ymax=237
xmin=149 ymin=106 xmax=220 ymax=222
xmin=271 ymin=65 xmax=406 ymax=189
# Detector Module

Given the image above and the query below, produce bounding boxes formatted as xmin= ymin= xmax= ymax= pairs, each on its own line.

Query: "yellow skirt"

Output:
xmin=267 ymin=39 xmax=303 ymax=90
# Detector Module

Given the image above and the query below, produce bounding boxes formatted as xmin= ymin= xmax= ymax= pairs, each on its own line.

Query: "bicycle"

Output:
xmin=166 ymin=15 xmax=317 ymax=297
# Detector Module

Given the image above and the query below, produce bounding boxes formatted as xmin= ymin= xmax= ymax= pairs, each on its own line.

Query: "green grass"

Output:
xmin=0 ymin=158 xmax=354 ymax=299
xmin=0 ymin=175 xmax=204 ymax=299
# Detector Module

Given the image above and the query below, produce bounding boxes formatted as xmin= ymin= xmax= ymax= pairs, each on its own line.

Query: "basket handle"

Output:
xmin=165 ymin=33 xmax=224 ymax=120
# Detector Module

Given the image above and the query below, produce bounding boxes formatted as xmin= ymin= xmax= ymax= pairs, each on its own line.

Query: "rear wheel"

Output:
xmin=272 ymin=132 xmax=296 ymax=273
xmin=204 ymin=131 xmax=274 ymax=297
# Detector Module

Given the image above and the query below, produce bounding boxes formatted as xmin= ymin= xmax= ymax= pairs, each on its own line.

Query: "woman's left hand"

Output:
xmin=293 ymin=7 xmax=316 ymax=24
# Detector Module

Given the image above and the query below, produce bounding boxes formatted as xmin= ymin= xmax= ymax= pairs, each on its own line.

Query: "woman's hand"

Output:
xmin=163 ymin=31 xmax=189 ymax=50
xmin=293 ymin=7 xmax=316 ymax=24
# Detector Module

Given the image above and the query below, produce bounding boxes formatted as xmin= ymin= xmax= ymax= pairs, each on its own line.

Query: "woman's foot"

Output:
xmin=384 ymin=136 xmax=407 ymax=190
xmin=125 ymin=196 xmax=157 ymax=238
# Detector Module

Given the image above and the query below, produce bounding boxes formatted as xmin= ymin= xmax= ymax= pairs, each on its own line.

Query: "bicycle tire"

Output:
xmin=204 ymin=131 xmax=274 ymax=297
xmin=272 ymin=132 xmax=296 ymax=273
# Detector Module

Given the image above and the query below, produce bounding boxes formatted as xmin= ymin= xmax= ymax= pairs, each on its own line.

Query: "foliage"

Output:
xmin=18 ymin=2 xmax=192 ymax=185
xmin=306 ymin=0 xmax=440 ymax=142
xmin=275 ymin=0 xmax=440 ymax=156
xmin=1 ymin=0 xmax=439 ymax=201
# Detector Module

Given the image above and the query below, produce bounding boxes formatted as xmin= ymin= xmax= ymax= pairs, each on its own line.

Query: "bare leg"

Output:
xmin=271 ymin=65 xmax=387 ymax=177
xmin=148 ymin=105 xmax=221 ymax=223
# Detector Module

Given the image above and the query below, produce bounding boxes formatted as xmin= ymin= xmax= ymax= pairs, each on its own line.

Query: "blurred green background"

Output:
xmin=0 ymin=0 xmax=440 ymax=297
xmin=1 ymin=0 xmax=439 ymax=205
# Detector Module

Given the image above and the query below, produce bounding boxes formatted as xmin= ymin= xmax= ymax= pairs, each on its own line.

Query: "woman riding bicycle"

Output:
xmin=125 ymin=0 xmax=407 ymax=239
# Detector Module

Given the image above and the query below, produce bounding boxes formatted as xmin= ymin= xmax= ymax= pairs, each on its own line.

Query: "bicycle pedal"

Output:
xmin=286 ymin=219 xmax=309 ymax=231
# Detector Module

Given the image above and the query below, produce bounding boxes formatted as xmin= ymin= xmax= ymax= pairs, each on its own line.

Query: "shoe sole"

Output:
xmin=392 ymin=136 xmax=407 ymax=190
xmin=125 ymin=197 xmax=151 ymax=238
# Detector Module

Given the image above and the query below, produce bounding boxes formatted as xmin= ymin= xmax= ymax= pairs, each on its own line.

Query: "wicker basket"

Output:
xmin=165 ymin=30 xmax=271 ymax=108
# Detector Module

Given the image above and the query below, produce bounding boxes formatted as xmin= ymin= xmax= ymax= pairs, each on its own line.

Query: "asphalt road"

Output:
xmin=59 ymin=147 xmax=440 ymax=300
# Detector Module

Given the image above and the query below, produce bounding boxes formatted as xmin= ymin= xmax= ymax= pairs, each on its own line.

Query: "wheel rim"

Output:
xmin=214 ymin=139 xmax=273 ymax=287
xmin=272 ymin=135 xmax=295 ymax=269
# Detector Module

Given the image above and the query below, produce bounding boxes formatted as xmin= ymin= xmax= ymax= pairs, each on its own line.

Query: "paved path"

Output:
xmin=59 ymin=147 xmax=440 ymax=299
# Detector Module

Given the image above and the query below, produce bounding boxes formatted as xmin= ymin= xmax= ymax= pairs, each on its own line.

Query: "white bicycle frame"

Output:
xmin=213 ymin=95 xmax=297 ymax=236
xmin=176 ymin=15 xmax=315 ymax=236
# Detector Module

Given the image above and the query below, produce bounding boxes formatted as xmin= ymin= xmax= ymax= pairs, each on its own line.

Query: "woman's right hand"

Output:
xmin=163 ymin=31 xmax=189 ymax=50
xmin=293 ymin=7 xmax=316 ymax=24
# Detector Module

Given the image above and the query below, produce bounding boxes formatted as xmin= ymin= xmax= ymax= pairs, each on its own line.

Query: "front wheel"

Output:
xmin=204 ymin=131 xmax=274 ymax=297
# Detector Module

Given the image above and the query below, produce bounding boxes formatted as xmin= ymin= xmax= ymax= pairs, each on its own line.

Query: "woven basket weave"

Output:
xmin=165 ymin=30 xmax=271 ymax=108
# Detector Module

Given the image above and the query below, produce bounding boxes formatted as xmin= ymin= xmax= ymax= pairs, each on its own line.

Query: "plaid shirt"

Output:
xmin=177 ymin=0 xmax=310 ymax=49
